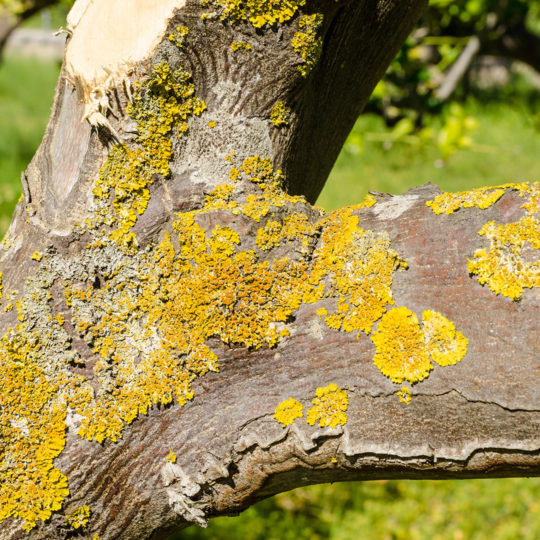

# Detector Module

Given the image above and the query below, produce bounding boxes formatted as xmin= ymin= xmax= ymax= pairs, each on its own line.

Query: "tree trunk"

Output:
xmin=0 ymin=1 xmax=538 ymax=539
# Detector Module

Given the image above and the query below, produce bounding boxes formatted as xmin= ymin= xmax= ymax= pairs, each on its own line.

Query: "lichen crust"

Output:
xmin=291 ymin=13 xmax=324 ymax=77
xmin=65 ymin=505 xmax=91 ymax=529
xmin=1 ymin=54 xmax=405 ymax=531
xmin=270 ymin=101 xmax=291 ymax=127
xmin=428 ymin=182 xmax=539 ymax=299
xmin=203 ymin=0 xmax=307 ymax=28
xmin=371 ymin=307 xmax=467 ymax=386
xmin=274 ymin=397 xmax=304 ymax=426
xmin=306 ymin=383 xmax=348 ymax=428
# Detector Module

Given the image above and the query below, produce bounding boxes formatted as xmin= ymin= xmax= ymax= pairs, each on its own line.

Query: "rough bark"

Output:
xmin=0 ymin=1 xmax=538 ymax=539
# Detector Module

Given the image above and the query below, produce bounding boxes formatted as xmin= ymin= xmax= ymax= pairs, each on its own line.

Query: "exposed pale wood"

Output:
xmin=65 ymin=0 xmax=187 ymax=95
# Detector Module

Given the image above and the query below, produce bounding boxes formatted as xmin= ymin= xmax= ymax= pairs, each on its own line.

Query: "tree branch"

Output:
xmin=0 ymin=1 xmax=538 ymax=539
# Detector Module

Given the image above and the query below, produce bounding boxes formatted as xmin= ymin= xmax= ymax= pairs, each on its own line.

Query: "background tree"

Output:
xmin=366 ymin=0 xmax=540 ymax=155
xmin=0 ymin=1 xmax=538 ymax=539
xmin=0 ymin=0 xmax=63 ymax=58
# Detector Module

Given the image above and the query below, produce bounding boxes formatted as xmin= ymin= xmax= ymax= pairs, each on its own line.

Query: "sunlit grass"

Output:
xmin=178 ymin=478 xmax=540 ymax=540
xmin=0 ymin=54 xmax=60 ymax=232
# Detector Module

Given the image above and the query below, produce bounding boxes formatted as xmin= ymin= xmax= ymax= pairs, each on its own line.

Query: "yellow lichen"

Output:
xmin=291 ymin=13 xmax=324 ymax=77
xmin=31 ymin=250 xmax=43 ymax=261
xmin=15 ymin=298 xmax=25 ymax=322
xmin=256 ymin=213 xmax=313 ymax=252
xmin=208 ymin=120 xmax=217 ymax=128
xmin=90 ymin=62 xmax=206 ymax=248
xmin=207 ymin=0 xmax=306 ymax=27
xmin=467 ymin=216 xmax=540 ymax=299
xmin=306 ymin=383 xmax=348 ymax=428
xmin=397 ymin=386 xmax=411 ymax=405
xmin=65 ymin=505 xmax=90 ymax=529
xmin=371 ymin=307 xmax=432 ymax=384
xmin=428 ymin=182 xmax=539 ymax=299
xmin=423 ymin=310 xmax=468 ymax=367
xmin=169 ymin=25 xmax=189 ymax=48
xmin=0 ymin=326 xmax=71 ymax=531
xmin=274 ymin=397 xmax=303 ymax=427
xmin=426 ymin=186 xmax=506 ymax=214
xmin=231 ymin=41 xmax=252 ymax=52
xmin=270 ymin=101 xmax=291 ymax=127
xmin=371 ymin=307 xmax=467 ymax=386
xmin=166 ymin=450 xmax=177 ymax=463
xmin=311 ymin=207 xmax=407 ymax=335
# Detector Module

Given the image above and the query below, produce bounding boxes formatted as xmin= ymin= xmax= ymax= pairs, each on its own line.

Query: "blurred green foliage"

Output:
xmin=176 ymin=478 xmax=540 ymax=540
xmin=426 ymin=0 xmax=538 ymax=32
xmin=320 ymin=79 xmax=540 ymax=210
xmin=366 ymin=0 xmax=540 ymax=159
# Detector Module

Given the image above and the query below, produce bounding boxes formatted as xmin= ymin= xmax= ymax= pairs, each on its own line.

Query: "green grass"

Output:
xmin=0 ymin=56 xmax=539 ymax=540
xmin=177 ymin=478 xmax=540 ymax=540
xmin=0 ymin=54 xmax=60 ymax=232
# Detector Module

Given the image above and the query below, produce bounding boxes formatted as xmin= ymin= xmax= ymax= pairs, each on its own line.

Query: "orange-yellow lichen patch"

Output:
xmin=426 ymin=185 xmax=507 ymax=214
xmin=31 ymin=250 xmax=43 ymax=261
xmin=270 ymin=101 xmax=291 ymax=127
xmin=306 ymin=383 xmax=348 ymax=428
xmin=65 ymin=505 xmax=91 ymax=529
xmin=427 ymin=182 xmax=540 ymax=300
xmin=312 ymin=207 xmax=407 ymax=335
xmin=467 ymin=216 xmax=540 ymax=299
xmin=274 ymin=397 xmax=303 ymax=427
xmin=0 ymin=327 xmax=71 ymax=531
xmin=169 ymin=25 xmax=189 ymax=48
xmin=291 ymin=13 xmax=324 ymax=77
xmin=90 ymin=62 xmax=205 ymax=248
xmin=231 ymin=41 xmax=252 ymax=52
xmin=371 ymin=307 xmax=433 ymax=384
xmin=66 ymin=209 xmax=317 ymax=442
xmin=166 ymin=450 xmax=177 ymax=463
xmin=371 ymin=307 xmax=467 ymax=386
xmin=207 ymin=0 xmax=306 ymax=27
xmin=423 ymin=310 xmax=468 ymax=366
xmin=397 ymin=386 xmax=411 ymax=405
xmin=256 ymin=213 xmax=313 ymax=252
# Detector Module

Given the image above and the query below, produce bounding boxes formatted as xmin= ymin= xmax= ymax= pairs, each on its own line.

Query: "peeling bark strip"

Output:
xmin=0 ymin=0 xmax=538 ymax=539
